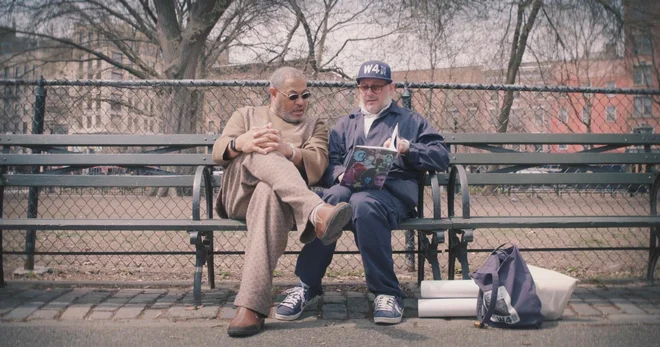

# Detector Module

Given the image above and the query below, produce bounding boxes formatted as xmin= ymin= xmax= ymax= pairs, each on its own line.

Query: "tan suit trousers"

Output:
xmin=221 ymin=152 xmax=323 ymax=316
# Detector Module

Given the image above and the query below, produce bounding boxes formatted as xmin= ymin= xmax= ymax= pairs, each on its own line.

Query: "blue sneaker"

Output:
xmin=373 ymin=294 xmax=404 ymax=324
xmin=275 ymin=286 xmax=316 ymax=321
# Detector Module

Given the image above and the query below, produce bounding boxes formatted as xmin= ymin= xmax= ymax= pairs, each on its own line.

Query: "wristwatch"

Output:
xmin=229 ymin=139 xmax=240 ymax=152
xmin=286 ymin=143 xmax=296 ymax=160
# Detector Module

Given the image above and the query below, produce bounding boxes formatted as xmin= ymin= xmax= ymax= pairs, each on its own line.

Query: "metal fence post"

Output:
xmin=25 ymin=77 xmax=46 ymax=270
xmin=400 ymin=83 xmax=416 ymax=272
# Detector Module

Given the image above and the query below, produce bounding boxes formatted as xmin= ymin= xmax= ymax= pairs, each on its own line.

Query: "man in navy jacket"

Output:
xmin=276 ymin=60 xmax=450 ymax=324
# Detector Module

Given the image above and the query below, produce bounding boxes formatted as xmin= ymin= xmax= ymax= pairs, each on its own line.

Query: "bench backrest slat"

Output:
xmin=436 ymin=172 xmax=655 ymax=185
xmin=1 ymin=174 xmax=223 ymax=187
xmin=444 ymin=133 xmax=660 ymax=145
xmin=450 ymin=153 xmax=660 ymax=165
xmin=2 ymin=154 xmax=214 ymax=166
xmin=0 ymin=134 xmax=217 ymax=146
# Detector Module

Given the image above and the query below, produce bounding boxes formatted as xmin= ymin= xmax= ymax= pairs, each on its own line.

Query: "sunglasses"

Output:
xmin=357 ymin=84 xmax=389 ymax=94
xmin=276 ymin=89 xmax=312 ymax=101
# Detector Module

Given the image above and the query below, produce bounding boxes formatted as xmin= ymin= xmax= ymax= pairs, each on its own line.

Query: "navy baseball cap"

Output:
xmin=356 ymin=60 xmax=392 ymax=84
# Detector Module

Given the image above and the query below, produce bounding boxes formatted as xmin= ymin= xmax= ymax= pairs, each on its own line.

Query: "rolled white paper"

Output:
xmin=418 ymin=298 xmax=478 ymax=317
xmin=420 ymin=280 xmax=479 ymax=299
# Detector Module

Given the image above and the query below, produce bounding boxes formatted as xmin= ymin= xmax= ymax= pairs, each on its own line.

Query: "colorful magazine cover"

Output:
xmin=340 ymin=124 xmax=399 ymax=191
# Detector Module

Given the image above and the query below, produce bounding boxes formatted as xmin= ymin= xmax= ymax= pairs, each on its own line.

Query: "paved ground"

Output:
xmin=1 ymin=280 xmax=659 ymax=324
xmin=1 ymin=280 xmax=659 ymax=346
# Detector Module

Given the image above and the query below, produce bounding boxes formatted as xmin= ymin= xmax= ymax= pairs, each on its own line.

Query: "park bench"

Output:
xmin=0 ymin=134 xmax=447 ymax=305
xmin=439 ymin=133 xmax=660 ymax=281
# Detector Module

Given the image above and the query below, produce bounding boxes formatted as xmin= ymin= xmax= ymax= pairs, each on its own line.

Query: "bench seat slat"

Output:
xmin=450 ymin=216 xmax=660 ymax=229
xmin=0 ymin=218 xmax=451 ymax=231
xmin=451 ymin=153 xmax=660 ymax=165
xmin=2 ymin=216 xmax=657 ymax=231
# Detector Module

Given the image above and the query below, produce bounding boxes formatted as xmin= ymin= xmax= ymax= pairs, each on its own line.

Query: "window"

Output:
xmin=111 ymin=70 xmax=123 ymax=80
xmin=78 ymin=61 xmax=83 ymax=78
xmin=149 ymin=119 xmax=155 ymax=132
xmin=79 ymin=32 xmax=84 ymax=44
xmin=634 ymin=96 xmax=652 ymax=117
xmin=606 ymin=106 xmax=616 ymax=122
xmin=22 ymin=122 xmax=27 ymax=134
xmin=87 ymin=96 xmax=92 ymax=109
xmin=88 ymin=32 xmax=94 ymax=44
xmin=111 ymin=93 xmax=122 ymax=112
xmin=96 ymin=97 xmax=101 ymax=110
xmin=634 ymin=65 xmax=652 ymax=86
xmin=14 ymin=67 xmax=20 ymax=78
xmin=78 ymin=115 xmax=84 ymax=128
xmin=209 ymin=121 xmax=216 ymax=133
xmin=112 ymin=52 xmax=123 ymax=64
xmin=606 ymin=81 xmax=616 ymax=97
xmin=95 ymin=114 xmax=101 ymax=127
xmin=127 ymin=117 xmax=133 ymax=131
xmin=144 ymin=118 xmax=149 ymax=131
xmin=86 ymin=115 xmax=92 ymax=128
xmin=633 ymin=32 xmax=653 ymax=56
xmin=4 ymin=67 xmax=8 ymax=78
xmin=534 ymin=109 xmax=544 ymax=126
xmin=581 ymin=105 xmax=591 ymax=123
xmin=558 ymin=108 xmax=568 ymax=123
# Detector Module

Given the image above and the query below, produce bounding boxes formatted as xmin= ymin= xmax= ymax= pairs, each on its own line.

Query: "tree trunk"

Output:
xmin=496 ymin=0 xmax=543 ymax=134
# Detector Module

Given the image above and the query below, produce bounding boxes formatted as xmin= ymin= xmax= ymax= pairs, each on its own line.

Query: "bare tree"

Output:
xmin=0 ymin=0 xmax=278 ymax=133
xmin=269 ymin=0 xmax=404 ymax=79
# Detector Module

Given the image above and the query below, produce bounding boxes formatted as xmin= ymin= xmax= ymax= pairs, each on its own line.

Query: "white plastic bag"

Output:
xmin=527 ymin=265 xmax=579 ymax=320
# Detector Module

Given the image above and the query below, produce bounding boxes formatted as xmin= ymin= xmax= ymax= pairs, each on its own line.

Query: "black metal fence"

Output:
xmin=1 ymin=79 xmax=660 ymax=283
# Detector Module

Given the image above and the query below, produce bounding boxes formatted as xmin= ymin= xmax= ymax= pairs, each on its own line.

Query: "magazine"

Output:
xmin=340 ymin=124 xmax=399 ymax=191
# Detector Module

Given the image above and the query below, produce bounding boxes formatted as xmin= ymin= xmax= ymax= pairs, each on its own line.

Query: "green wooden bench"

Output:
xmin=0 ymin=134 xmax=447 ymax=304
xmin=440 ymin=133 xmax=660 ymax=281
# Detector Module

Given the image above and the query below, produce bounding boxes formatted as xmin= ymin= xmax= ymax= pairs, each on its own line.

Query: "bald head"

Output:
xmin=270 ymin=67 xmax=306 ymax=89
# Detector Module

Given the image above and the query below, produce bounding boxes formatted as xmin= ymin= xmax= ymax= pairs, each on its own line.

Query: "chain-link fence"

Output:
xmin=1 ymin=79 xmax=660 ymax=283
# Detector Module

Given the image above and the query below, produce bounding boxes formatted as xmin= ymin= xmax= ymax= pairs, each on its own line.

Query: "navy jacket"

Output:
xmin=321 ymin=102 xmax=450 ymax=212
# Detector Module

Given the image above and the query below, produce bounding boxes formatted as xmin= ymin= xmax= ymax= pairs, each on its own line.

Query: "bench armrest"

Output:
xmin=192 ymin=165 xmax=215 ymax=221
xmin=448 ymin=164 xmax=470 ymax=218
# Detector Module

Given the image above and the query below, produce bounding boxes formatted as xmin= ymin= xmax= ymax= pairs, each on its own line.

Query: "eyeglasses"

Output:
xmin=358 ymin=84 xmax=389 ymax=94
xmin=276 ymin=89 xmax=312 ymax=101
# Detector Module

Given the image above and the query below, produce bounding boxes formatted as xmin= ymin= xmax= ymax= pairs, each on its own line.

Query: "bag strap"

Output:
xmin=475 ymin=271 xmax=500 ymax=328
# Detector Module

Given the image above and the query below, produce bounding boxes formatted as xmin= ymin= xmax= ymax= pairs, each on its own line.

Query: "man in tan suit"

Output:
xmin=212 ymin=67 xmax=352 ymax=337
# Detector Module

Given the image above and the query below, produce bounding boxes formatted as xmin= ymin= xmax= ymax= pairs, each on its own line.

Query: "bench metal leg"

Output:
xmin=448 ymin=229 xmax=472 ymax=280
xmin=427 ymin=233 xmax=442 ymax=281
xmin=648 ymin=226 xmax=659 ymax=282
xmin=1 ymin=185 xmax=4 ymax=287
xmin=417 ymin=231 xmax=443 ymax=285
xmin=206 ymin=232 xmax=215 ymax=289
xmin=405 ymin=230 xmax=415 ymax=272
xmin=190 ymin=231 xmax=207 ymax=307
xmin=417 ymin=231 xmax=426 ymax=285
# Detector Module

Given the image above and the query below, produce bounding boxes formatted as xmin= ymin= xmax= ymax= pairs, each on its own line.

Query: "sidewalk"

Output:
xmin=1 ymin=280 xmax=659 ymax=325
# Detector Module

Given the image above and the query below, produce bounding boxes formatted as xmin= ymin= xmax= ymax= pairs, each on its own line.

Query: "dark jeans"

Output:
xmin=295 ymin=184 xmax=409 ymax=298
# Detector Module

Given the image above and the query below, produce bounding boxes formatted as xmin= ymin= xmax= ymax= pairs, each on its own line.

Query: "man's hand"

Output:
xmin=235 ymin=123 xmax=282 ymax=155
xmin=383 ymin=138 xmax=410 ymax=155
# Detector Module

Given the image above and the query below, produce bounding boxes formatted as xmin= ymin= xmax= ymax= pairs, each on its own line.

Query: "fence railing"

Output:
xmin=1 ymin=79 xmax=660 ymax=282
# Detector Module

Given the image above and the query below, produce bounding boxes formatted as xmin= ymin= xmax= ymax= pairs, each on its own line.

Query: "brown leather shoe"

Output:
xmin=314 ymin=202 xmax=352 ymax=245
xmin=227 ymin=306 xmax=266 ymax=337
